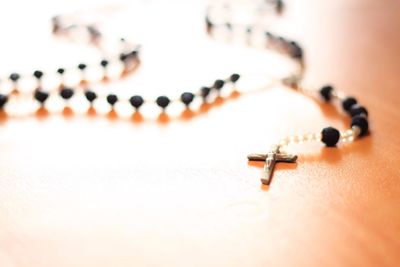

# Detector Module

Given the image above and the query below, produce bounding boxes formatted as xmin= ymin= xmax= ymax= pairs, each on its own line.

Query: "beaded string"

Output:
xmin=0 ymin=12 xmax=141 ymax=107
xmin=203 ymin=1 xmax=370 ymax=184
xmin=0 ymin=1 xmax=370 ymax=183
xmin=278 ymin=84 xmax=369 ymax=149
xmin=0 ymin=0 xmax=296 ymax=113
xmin=0 ymin=1 xmax=369 ymax=141
xmin=204 ymin=2 xmax=369 ymax=151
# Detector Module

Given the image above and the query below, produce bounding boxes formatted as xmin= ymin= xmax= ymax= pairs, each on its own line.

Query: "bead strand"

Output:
xmin=279 ymin=132 xmax=322 ymax=147
xmin=0 ymin=73 xmax=241 ymax=112
xmin=275 ymin=82 xmax=369 ymax=150
xmin=0 ymin=12 xmax=141 ymax=94
xmin=317 ymin=84 xmax=369 ymax=147
xmin=205 ymin=2 xmax=303 ymax=64
xmin=0 ymin=45 xmax=140 ymax=92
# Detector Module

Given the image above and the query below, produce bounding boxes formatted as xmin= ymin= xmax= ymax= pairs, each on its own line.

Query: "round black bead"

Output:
xmin=0 ymin=94 xmax=9 ymax=109
xmin=119 ymin=53 xmax=128 ymax=62
xmin=321 ymin=127 xmax=340 ymax=147
xmin=351 ymin=115 xmax=369 ymax=136
xmin=100 ymin=59 xmax=109 ymax=68
xmin=213 ymin=79 xmax=225 ymax=90
xmin=84 ymin=90 xmax=97 ymax=103
xmin=200 ymin=87 xmax=211 ymax=99
xmin=9 ymin=73 xmax=20 ymax=82
xmin=33 ymin=70 xmax=44 ymax=80
xmin=78 ymin=63 xmax=87 ymax=71
xmin=129 ymin=95 xmax=144 ymax=109
xmin=156 ymin=96 xmax=170 ymax=109
xmin=57 ymin=68 xmax=65 ymax=75
xmin=230 ymin=73 xmax=240 ymax=83
xmin=106 ymin=94 xmax=118 ymax=106
xmin=180 ymin=92 xmax=195 ymax=106
xmin=349 ymin=104 xmax=368 ymax=117
xmin=60 ymin=87 xmax=74 ymax=100
xmin=320 ymin=85 xmax=334 ymax=102
xmin=34 ymin=90 xmax=49 ymax=104
xmin=342 ymin=97 xmax=357 ymax=112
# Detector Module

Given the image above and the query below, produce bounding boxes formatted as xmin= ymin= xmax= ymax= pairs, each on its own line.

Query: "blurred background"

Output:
xmin=0 ymin=0 xmax=399 ymax=266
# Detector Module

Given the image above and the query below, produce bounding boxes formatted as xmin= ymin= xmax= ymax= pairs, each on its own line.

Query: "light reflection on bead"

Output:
xmin=339 ymin=127 xmax=359 ymax=143
xmin=279 ymin=131 xmax=321 ymax=147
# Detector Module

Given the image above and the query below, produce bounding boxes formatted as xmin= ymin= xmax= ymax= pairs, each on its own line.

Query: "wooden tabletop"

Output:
xmin=0 ymin=0 xmax=399 ymax=266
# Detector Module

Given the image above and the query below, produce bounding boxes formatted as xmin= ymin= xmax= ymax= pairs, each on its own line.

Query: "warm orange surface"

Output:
xmin=1 ymin=0 xmax=400 ymax=266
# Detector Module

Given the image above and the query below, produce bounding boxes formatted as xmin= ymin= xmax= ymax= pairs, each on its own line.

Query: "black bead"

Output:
xmin=342 ymin=97 xmax=357 ymax=112
xmin=321 ymin=127 xmax=340 ymax=147
xmin=33 ymin=70 xmax=44 ymax=80
xmin=156 ymin=96 xmax=170 ymax=109
xmin=289 ymin=41 xmax=303 ymax=59
xmin=100 ymin=59 xmax=109 ymax=68
xmin=128 ymin=50 xmax=138 ymax=59
xmin=200 ymin=87 xmax=211 ymax=99
xmin=57 ymin=68 xmax=65 ymax=75
xmin=276 ymin=0 xmax=284 ymax=13
xmin=349 ymin=105 xmax=368 ymax=117
xmin=9 ymin=73 xmax=20 ymax=82
xmin=205 ymin=16 xmax=213 ymax=31
xmin=119 ymin=53 xmax=128 ymax=62
xmin=129 ymin=95 xmax=144 ymax=109
xmin=60 ymin=87 xmax=74 ymax=100
xmin=213 ymin=79 xmax=225 ymax=90
xmin=180 ymin=92 xmax=195 ymax=106
xmin=106 ymin=94 xmax=118 ymax=106
xmin=84 ymin=90 xmax=97 ymax=103
xmin=320 ymin=85 xmax=334 ymax=102
xmin=230 ymin=73 xmax=240 ymax=83
xmin=78 ymin=63 xmax=87 ymax=71
xmin=0 ymin=94 xmax=9 ymax=109
xmin=119 ymin=50 xmax=138 ymax=63
xmin=351 ymin=115 xmax=369 ymax=136
xmin=34 ymin=90 xmax=49 ymax=104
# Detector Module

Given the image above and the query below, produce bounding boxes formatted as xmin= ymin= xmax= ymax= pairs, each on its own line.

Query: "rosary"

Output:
xmin=0 ymin=1 xmax=369 ymax=186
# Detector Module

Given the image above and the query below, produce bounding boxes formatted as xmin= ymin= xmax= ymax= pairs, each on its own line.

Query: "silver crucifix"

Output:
xmin=247 ymin=145 xmax=297 ymax=185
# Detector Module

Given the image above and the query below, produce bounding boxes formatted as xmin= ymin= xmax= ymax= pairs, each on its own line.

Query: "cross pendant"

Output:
xmin=247 ymin=145 xmax=297 ymax=185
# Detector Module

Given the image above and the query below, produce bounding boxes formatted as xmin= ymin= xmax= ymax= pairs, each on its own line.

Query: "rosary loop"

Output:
xmin=0 ymin=0 xmax=370 ymax=187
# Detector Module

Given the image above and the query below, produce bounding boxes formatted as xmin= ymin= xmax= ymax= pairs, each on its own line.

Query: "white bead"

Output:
xmin=352 ymin=125 xmax=361 ymax=138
